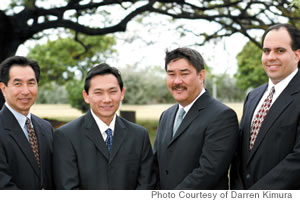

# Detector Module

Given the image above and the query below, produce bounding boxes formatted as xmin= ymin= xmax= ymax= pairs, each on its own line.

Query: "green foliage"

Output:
xmin=291 ymin=0 xmax=300 ymax=7
xmin=235 ymin=41 xmax=267 ymax=90
xmin=205 ymin=73 xmax=246 ymax=102
xmin=121 ymin=65 xmax=174 ymax=105
xmin=27 ymin=32 xmax=115 ymax=111
xmin=28 ymin=32 xmax=116 ymax=86
xmin=36 ymin=82 xmax=69 ymax=104
xmin=66 ymin=79 xmax=89 ymax=113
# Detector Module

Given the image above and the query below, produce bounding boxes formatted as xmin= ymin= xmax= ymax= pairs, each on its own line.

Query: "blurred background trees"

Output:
xmin=1 ymin=0 xmax=300 ymax=111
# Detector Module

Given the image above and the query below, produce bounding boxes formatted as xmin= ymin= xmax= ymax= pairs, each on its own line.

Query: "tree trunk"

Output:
xmin=0 ymin=11 xmax=23 ymax=108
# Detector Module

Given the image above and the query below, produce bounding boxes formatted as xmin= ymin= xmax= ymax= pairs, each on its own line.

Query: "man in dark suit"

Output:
xmin=0 ymin=56 xmax=53 ymax=189
xmin=153 ymin=47 xmax=239 ymax=189
xmin=230 ymin=24 xmax=300 ymax=189
xmin=53 ymin=63 xmax=155 ymax=189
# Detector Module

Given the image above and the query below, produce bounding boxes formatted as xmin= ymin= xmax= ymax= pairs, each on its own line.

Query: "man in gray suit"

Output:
xmin=53 ymin=63 xmax=155 ymax=189
xmin=231 ymin=24 xmax=300 ymax=189
xmin=153 ymin=47 xmax=239 ymax=189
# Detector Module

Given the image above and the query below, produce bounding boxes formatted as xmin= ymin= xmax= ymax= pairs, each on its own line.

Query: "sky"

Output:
xmin=16 ymin=16 xmax=250 ymax=76
xmin=3 ymin=0 xmax=251 ymax=75
xmin=111 ymin=23 xmax=249 ymax=75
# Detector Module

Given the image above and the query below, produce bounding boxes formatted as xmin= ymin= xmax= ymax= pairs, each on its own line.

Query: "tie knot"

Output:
xmin=270 ymin=86 xmax=275 ymax=95
xmin=25 ymin=117 xmax=31 ymax=126
xmin=105 ymin=128 xmax=112 ymax=136
xmin=178 ymin=108 xmax=186 ymax=118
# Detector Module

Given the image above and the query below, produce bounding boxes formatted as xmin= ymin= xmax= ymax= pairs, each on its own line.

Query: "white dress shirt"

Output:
xmin=90 ymin=109 xmax=116 ymax=141
xmin=251 ymin=68 xmax=298 ymax=123
xmin=5 ymin=102 xmax=32 ymax=140
xmin=174 ymin=87 xmax=206 ymax=129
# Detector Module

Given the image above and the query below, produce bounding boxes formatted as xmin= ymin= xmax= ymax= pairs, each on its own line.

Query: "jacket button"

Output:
xmin=246 ymin=174 xmax=251 ymax=179
xmin=165 ymin=170 xmax=168 ymax=175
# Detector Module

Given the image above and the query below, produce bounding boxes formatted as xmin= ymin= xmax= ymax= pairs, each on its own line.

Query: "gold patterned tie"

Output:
xmin=249 ymin=86 xmax=275 ymax=150
xmin=25 ymin=117 xmax=40 ymax=167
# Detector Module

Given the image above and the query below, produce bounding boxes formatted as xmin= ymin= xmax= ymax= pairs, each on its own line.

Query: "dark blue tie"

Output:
xmin=105 ymin=128 xmax=113 ymax=152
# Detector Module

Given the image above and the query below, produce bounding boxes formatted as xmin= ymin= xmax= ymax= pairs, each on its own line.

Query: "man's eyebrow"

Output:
xmin=179 ymin=69 xmax=190 ymax=72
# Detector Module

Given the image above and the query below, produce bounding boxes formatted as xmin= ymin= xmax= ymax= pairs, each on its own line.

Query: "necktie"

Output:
xmin=173 ymin=108 xmax=186 ymax=136
xmin=25 ymin=117 xmax=40 ymax=167
xmin=105 ymin=128 xmax=113 ymax=152
xmin=249 ymin=86 xmax=275 ymax=150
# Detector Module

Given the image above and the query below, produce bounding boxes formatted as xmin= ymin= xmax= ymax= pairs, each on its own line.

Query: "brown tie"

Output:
xmin=249 ymin=86 xmax=275 ymax=150
xmin=25 ymin=117 xmax=40 ymax=167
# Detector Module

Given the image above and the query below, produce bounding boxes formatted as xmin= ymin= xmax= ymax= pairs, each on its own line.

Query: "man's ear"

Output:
xmin=82 ymin=90 xmax=90 ymax=104
xmin=199 ymin=69 xmax=206 ymax=82
xmin=0 ymin=82 xmax=6 ymax=97
xmin=120 ymin=87 xmax=125 ymax=102
xmin=295 ymin=49 xmax=300 ymax=62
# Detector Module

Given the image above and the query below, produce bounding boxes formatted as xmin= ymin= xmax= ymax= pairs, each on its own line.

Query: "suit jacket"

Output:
xmin=53 ymin=111 xmax=155 ymax=189
xmin=153 ymin=91 xmax=239 ymax=189
xmin=0 ymin=105 xmax=54 ymax=189
xmin=230 ymin=71 xmax=300 ymax=189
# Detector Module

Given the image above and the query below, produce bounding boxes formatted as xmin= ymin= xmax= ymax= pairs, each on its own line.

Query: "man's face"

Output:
xmin=262 ymin=27 xmax=300 ymax=84
xmin=166 ymin=58 xmax=205 ymax=107
xmin=0 ymin=65 xmax=38 ymax=116
xmin=83 ymin=74 xmax=124 ymax=125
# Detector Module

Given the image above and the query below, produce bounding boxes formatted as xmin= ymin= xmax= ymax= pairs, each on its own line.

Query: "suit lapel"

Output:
xmin=84 ymin=111 xmax=110 ymax=160
xmin=168 ymin=92 xmax=208 ymax=146
xmin=165 ymin=105 xmax=178 ymax=144
xmin=247 ymin=72 xmax=300 ymax=164
xmin=109 ymin=116 xmax=126 ymax=163
xmin=1 ymin=106 xmax=40 ymax=176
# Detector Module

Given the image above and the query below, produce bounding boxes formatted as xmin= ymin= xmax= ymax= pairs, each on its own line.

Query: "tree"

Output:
xmin=121 ymin=65 xmax=174 ymax=105
xmin=27 ymin=32 xmax=116 ymax=112
xmin=205 ymin=68 xmax=246 ymax=102
xmin=1 ymin=0 xmax=299 ymax=106
xmin=235 ymin=41 xmax=267 ymax=90
xmin=292 ymin=0 xmax=300 ymax=7
xmin=28 ymin=32 xmax=116 ymax=86
xmin=1 ymin=0 xmax=300 ymax=62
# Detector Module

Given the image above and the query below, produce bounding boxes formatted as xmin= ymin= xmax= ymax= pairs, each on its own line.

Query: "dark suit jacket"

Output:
xmin=0 ymin=105 xmax=54 ymax=189
xmin=230 ymin=71 xmax=300 ymax=190
xmin=153 ymin=91 xmax=239 ymax=189
xmin=53 ymin=111 xmax=155 ymax=189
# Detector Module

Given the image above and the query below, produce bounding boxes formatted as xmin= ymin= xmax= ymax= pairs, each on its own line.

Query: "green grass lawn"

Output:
xmin=34 ymin=103 xmax=243 ymax=147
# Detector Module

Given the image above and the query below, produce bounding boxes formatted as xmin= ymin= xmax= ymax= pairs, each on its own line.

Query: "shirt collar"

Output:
xmin=268 ymin=68 xmax=298 ymax=95
xmin=178 ymin=87 xmax=206 ymax=115
xmin=5 ymin=102 xmax=32 ymax=128
xmin=90 ymin=109 xmax=116 ymax=134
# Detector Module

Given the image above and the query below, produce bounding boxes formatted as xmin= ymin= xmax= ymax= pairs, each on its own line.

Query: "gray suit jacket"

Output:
xmin=231 ymin=71 xmax=300 ymax=189
xmin=0 ymin=105 xmax=54 ymax=189
xmin=153 ymin=91 xmax=239 ymax=189
xmin=53 ymin=110 xmax=155 ymax=189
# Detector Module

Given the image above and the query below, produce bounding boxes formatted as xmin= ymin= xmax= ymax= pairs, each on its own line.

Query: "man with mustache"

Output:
xmin=153 ymin=47 xmax=239 ymax=189
xmin=230 ymin=24 xmax=300 ymax=189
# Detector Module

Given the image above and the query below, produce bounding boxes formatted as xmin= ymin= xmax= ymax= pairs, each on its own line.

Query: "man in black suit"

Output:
xmin=153 ymin=47 xmax=239 ymax=189
xmin=231 ymin=24 xmax=300 ymax=189
xmin=53 ymin=63 xmax=155 ymax=189
xmin=0 ymin=56 xmax=53 ymax=189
